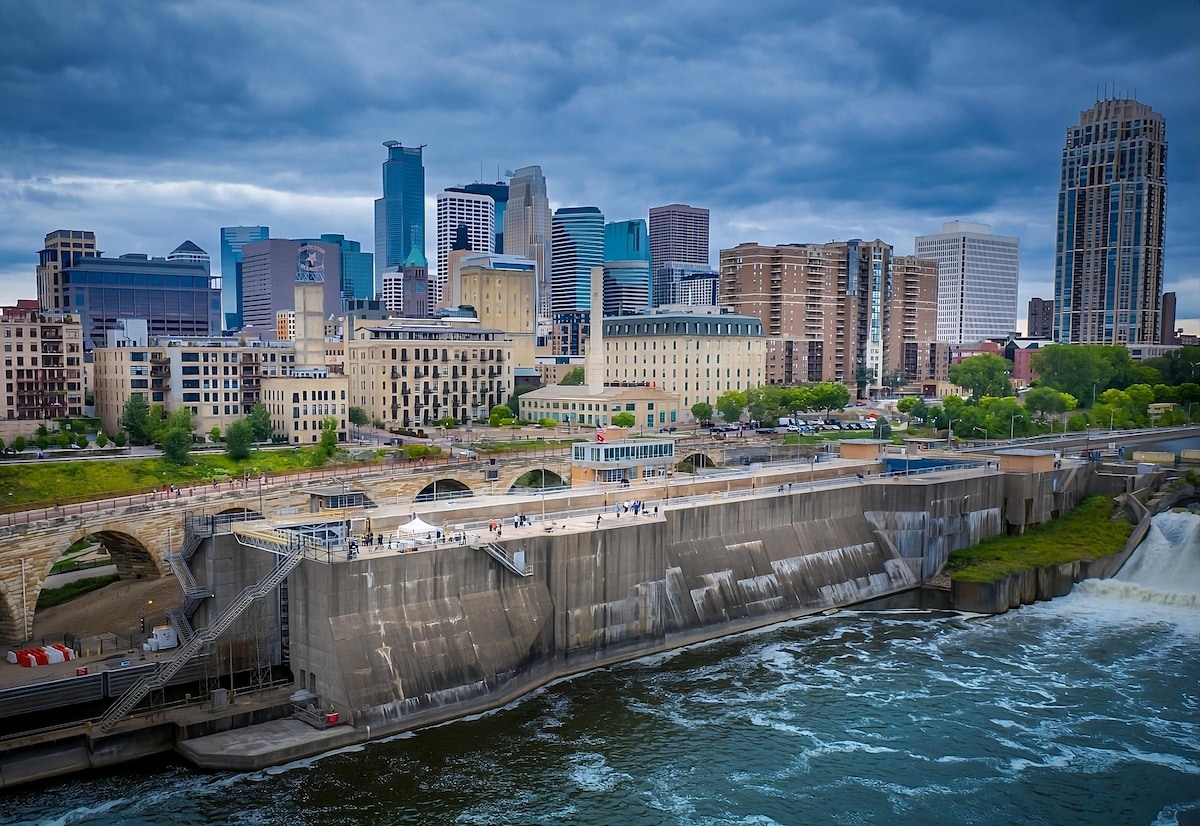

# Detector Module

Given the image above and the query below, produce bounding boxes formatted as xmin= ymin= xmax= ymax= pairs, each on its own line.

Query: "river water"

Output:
xmin=3 ymin=512 xmax=1198 ymax=826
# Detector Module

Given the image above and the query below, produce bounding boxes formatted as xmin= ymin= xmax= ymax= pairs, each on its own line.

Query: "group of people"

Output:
xmin=614 ymin=500 xmax=653 ymax=517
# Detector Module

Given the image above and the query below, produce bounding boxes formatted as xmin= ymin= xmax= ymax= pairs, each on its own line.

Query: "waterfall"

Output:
xmin=1087 ymin=510 xmax=1200 ymax=608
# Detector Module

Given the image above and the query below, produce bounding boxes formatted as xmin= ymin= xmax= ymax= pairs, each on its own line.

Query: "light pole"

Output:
xmin=1009 ymin=413 xmax=1017 ymax=444
xmin=948 ymin=418 xmax=960 ymax=449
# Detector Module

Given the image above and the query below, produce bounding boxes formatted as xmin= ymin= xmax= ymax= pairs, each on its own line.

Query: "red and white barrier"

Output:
xmin=6 ymin=644 xmax=77 ymax=667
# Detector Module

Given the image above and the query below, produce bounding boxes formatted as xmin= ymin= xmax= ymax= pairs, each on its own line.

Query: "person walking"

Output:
xmin=596 ymin=514 xmax=602 ymax=528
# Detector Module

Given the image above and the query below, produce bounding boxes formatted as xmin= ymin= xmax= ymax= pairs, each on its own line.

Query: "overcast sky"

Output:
xmin=1 ymin=0 xmax=1196 ymax=333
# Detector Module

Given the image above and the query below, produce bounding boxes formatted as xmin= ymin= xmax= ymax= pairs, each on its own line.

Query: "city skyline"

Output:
xmin=0 ymin=1 xmax=1196 ymax=335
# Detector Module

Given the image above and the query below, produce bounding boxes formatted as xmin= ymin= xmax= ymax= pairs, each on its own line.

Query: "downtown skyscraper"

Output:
xmin=550 ymin=206 xmax=604 ymax=355
xmin=502 ymin=166 xmax=553 ymax=336
xmin=914 ymin=221 xmax=1019 ymax=344
xmin=435 ymin=189 xmax=495 ymax=306
xmin=1053 ymin=98 xmax=1167 ymax=344
xmin=219 ymin=226 xmax=269 ymax=331
xmin=374 ymin=140 xmax=426 ymax=295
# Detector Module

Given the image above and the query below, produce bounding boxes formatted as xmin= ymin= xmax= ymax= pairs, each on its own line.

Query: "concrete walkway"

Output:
xmin=176 ymin=717 xmax=362 ymax=771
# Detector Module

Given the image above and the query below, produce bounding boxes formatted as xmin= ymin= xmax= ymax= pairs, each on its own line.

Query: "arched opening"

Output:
xmin=509 ymin=468 xmax=567 ymax=491
xmin=27 ymin=530 xmax=171 ymax=646
xmin=415 ymin=478 xmax=473 ymax=502
xmin=677 ymin=453 xmax=717 ymax=473
xmin=214 ymin=506 xmax=261 ymax=530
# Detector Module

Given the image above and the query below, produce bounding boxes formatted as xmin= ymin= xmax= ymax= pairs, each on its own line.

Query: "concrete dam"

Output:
xmin=186 ymin=469 xmax=1037 ymax=737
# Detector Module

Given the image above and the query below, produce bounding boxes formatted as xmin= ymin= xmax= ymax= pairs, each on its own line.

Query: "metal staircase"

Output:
xmin=164 ymin=517 xmax=215 ymax=644
xmin=97 ymin=527 xmax=320 ymax=731
xmin=474 ymin=541 xmax=533 ymax=577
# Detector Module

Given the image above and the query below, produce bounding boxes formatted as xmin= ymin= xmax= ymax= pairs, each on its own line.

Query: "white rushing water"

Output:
xmin=1080 ymin=509 xmax=1200 ymax=610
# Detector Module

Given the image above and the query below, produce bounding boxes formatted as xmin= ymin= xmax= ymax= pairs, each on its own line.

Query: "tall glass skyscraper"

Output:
xmin=374 ymin=141 xmax=425 ymax=295
xmin=318 ymin=234 xmax=374 ymax=305
xmin=551 ymin=206 xmax=604 ymax=355
xmin=1053 ymin=98 xmax=1166 ymax=344
xmin=603 ymin=220 xmax=651 ymax=316
xmin=219 ymin=225 xmax=269 ymax=331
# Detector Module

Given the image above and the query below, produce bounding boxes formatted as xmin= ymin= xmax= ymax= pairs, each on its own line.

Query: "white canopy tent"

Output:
xmin=397 ymin=515 xmax=439 ymax=535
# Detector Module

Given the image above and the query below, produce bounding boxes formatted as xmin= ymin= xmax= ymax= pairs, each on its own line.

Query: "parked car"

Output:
xmin=659 ymin=426 xmax=678 ymax=433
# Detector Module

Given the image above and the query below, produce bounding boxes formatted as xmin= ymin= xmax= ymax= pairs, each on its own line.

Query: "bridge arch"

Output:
xmin=508 ymin=467 xmax=567 ymax=492
xmin=677 ymin=452 xmax=719 ymax=471
xmin=415 ymin=478 xmax=474 ymax=502
xmin=66 ymin=528 xmax=160 ymax=581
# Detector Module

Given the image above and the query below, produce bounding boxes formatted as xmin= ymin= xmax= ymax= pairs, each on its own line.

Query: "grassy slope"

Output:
xmin=0 ymin=447 xmax=349 ymax=508
xmin=946 ymin=496 xmax=1133 ymax=583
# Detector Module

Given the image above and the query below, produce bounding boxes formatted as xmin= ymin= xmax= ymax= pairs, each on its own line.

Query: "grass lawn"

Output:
xmin=0 ymin=446 xmax=362 ymax=509
xmin=946 ymin=496 xmax=1133 ymax=583
xmin=37 ymin=574 xmax=121 ymax=609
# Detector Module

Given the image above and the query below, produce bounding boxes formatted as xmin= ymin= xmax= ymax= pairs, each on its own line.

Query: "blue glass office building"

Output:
xmin=604 ymin=219 xmax=649 ymax=264
xmin=551 ymin=207 xmax=604 ymax=355
xmin=318 ymin=234 xmax=375 ymax=304
xmin=62 ymin=254 xmax=220 ymax=349
xmin=374 ymin=141 xmax=425 ymax=294
xmin=219 ymin=225 xmax=269 ymax=331
xmin=1053 ymin=98 xmax=1167 ymax=344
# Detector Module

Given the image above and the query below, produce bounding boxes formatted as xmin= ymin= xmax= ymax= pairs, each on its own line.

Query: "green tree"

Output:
xmin=808 ymin=382 xmax=851 ymax=415
xmin=13 ymin=436 xmax=26 ymax=452
xmin=715 ymin=390 xmax=747 ymax=424
xmin=489 ymin=404 xmax=513 ymax=428
xmin=119 ymin=395 xmax=153 ymax=445
xmin=895 ymin=397 xmax=921 ymax=414
xmin=506 ymin=384 xmax=537 ymax=413
xmin=113 ymin=432 xmax=127 ymax=448
xmin=538 ymin=418 xmax=558 ymax=429
xmin=318 ymin=417 xmax=339 ymax=458
xmin=854 ymin=364 xmax=877 ymax=399
xmin=403 ymin=443 xmax=429 ymax=461
xmin=612 ymin=411 xmax=636 ymax=428
xmin=1022 ymin=386 xmax=1075 ymax=420
xmin=95 ymin=432 xmax=109 ymax=448
xmin=160 ymin=427 xmax=192 ymax=464
xmin=690 ymin=402 xmax=713 ymax=424
xmin=439 ymin=416 xmax=457 ymax=429
xmin=1031 ymin=344 xmax=1140 ymax=405
xmin=209 ymin=426 xmax=222 ymax=443
xmin=746 ymin=385 xmax=787 ymax=424
xmin=225 ymin=420 xmax=253 ymax=461
xmin=948 ymin=354 xmax=1013 ymax=400
xmin=560 ymin=367 xmax=585 ymax=386
xmin=246 ymin=402 xmax=274 ymax=442
xmin=348 ymin=406 xmax=369 ymax=439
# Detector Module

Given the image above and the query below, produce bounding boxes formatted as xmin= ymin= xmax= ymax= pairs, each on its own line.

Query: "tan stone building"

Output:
xmin=261 ymin=370 xmax=349 ymax=444
xmin=602 ymin=306 xmax=765 ymax=416
xmin=0 ymin=303 xmax=85 ymax=441
xmin=455 ymin=253 xmax=538 ymax=369
xmin=519 ymin=383 xmax=681 ymax=431
xmin=92 ymin=336 xmax=296 ymax=438
xmin=345 ymin=317 xmax=515 ymax=429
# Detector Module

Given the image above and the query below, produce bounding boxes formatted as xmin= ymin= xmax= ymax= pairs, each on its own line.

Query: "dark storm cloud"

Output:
xmin=0 ymin=0 xmax=1196 ymax=325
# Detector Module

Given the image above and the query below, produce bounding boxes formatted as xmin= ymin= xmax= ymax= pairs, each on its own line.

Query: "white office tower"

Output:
xmin=915 ymin=221 xmax=1019 ymax=344
xmin=435 ymin=190 xmax=494 ymax=306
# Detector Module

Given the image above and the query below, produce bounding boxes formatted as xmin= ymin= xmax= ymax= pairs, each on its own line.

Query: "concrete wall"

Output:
xmin=283 ymin=473 xmax=1031 ymax=734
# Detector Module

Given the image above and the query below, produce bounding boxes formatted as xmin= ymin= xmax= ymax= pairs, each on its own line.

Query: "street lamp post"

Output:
xmin=1009 ymin=413 xmax=1017 ymax=444
xmin=948 ymin=418 xmax=960 ymax=449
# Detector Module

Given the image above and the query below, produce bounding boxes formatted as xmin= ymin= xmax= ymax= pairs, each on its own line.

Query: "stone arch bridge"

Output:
xmin=0 ymin=454 xmax=573 ymax=642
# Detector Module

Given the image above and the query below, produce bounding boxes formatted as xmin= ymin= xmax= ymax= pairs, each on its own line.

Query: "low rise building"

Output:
xmin=518 ymin=383 xmax=680 ymax=430
xmin=602 ymin=306 xmax=765 ymax=417
xmin=0 ymin=303 xmax=85 ymax=439
xmin=345 ymin=318 xmax=515 ymax=428
xmin=92 ymin=330 xmax=294 ymax=438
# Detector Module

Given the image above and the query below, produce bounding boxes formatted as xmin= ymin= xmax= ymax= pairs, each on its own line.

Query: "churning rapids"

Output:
xmin=2 ymin=511 xmax=1197 ymax=826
